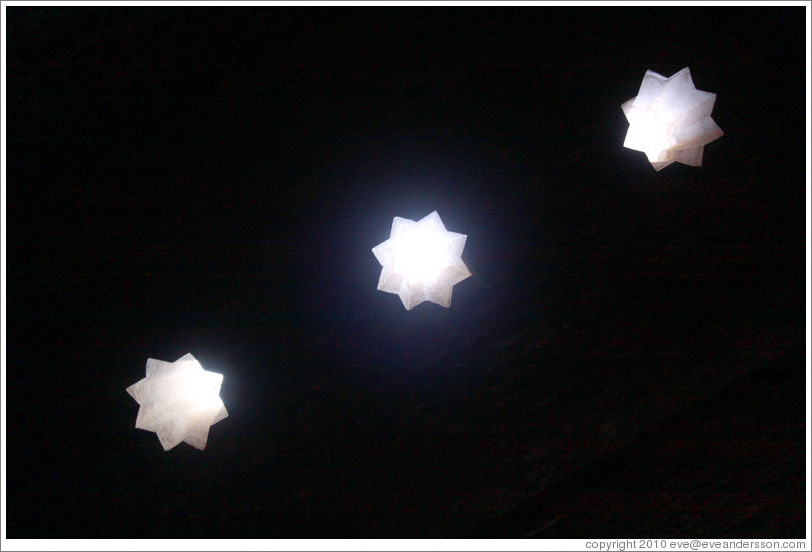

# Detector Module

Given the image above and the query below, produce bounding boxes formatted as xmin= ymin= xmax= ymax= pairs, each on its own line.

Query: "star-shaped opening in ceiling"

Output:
xmin=622 ymin=67 xmax=724 ymax=171
xmin=372 ymin=210 xmax=472 ymax=310
xmin=126 ymin=353 xmax=228 ymax=451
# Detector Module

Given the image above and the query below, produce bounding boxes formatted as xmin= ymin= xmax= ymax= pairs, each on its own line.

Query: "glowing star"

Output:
xmin=126 ymin=353 xmax=228 ymax=451
xmin=622 ymin=67 xmax=723 ymax=171
xmin=372 ymin=210 xmax=471 ymax=310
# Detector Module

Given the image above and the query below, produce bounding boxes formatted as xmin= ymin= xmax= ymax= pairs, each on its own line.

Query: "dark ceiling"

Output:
xmin=4 ymin=6 xmax=808 ymax=540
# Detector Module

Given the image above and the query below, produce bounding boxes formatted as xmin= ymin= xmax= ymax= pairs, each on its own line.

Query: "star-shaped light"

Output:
xmin=372 ymin=210 xmax=471 ymax=310
xmin=622 ymin=67 xmax=723 ymax=171
xmin=126 ymin=353 xmax=228 ymax=451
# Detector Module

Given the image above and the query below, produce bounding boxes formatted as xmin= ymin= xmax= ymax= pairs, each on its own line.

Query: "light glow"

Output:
xmin=622 ymin=67 xmax=723 ymax=171
xmin=126 ymin=353 xmax=228 ymax=451
xmin=372 ymin=210 xmax=471 ymax=310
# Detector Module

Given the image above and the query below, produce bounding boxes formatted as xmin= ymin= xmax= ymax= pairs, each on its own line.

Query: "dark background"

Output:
xmin=4 ymin=6 xmax=808 ymax=539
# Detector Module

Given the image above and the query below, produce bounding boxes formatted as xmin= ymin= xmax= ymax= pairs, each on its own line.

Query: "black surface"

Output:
xmin=4 ymin=6 xmax=808 ymax=539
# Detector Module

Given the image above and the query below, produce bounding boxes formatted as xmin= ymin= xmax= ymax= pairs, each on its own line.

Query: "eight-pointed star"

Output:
xmin=372 ymin=210 xmax=471 ymax=310
xmin=126 ymin=353 xmax=228 ymax=451
xmin=622 ymin=67 xmax=723 ymax=171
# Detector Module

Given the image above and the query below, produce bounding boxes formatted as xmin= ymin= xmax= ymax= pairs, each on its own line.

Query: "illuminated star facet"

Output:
xmin=372 ymin=210 xmax=471 ymax=310
xmin=126 ymin=353 xmax=228 ymax=451
xmin=622 ymin=67 xmax=723 ymax=171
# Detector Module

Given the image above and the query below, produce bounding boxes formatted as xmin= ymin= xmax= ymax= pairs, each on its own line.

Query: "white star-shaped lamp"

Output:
xmin=622 ymin=67 xmax=723 ymax=171
xmin=126 ymin=353 xmax=228 ymax=451
xmin=372 ymin=210 xmax=471 ymax=310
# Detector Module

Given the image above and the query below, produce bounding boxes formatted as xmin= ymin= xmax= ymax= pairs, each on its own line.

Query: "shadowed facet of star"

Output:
xmin=126 ymin=353 xmax=228 ymax=451
xmin=622 ymin=67 xmax=724 ymax=171
xmin=372 ymin=210 xmax=472 ymax=310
